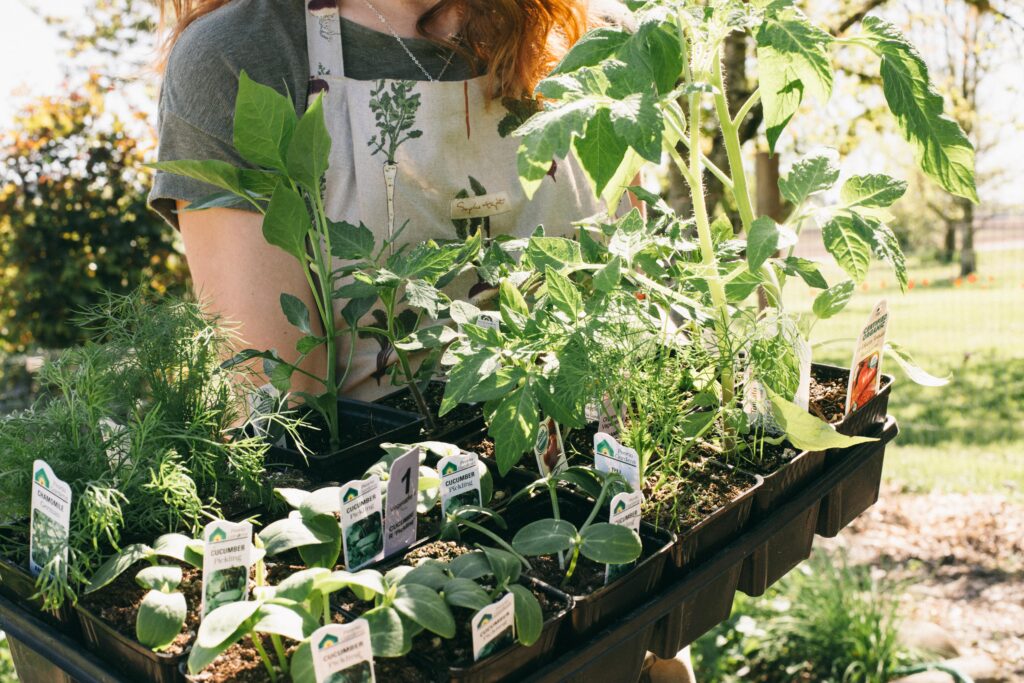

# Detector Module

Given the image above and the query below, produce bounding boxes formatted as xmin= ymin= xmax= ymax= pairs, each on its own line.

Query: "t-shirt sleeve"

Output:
xmin=148 ymin=4 xmax=306 ymax=229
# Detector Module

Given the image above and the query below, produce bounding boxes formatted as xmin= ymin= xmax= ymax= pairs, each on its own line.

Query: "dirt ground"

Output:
xmin=822 ymin=486 xmax=1024 ymax=681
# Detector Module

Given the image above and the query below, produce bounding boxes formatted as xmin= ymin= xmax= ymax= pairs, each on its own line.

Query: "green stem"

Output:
xmin=384 ymin=292 xmax=438 ymax=431
xmin=251 ymin=635 xmax=278 ymax=683
xmin=459 ymin=519 xmax=532 ymax=571
xmin=713 ymin=59 xmax=756 ymax=233
xmin=563 ymin=546 xmax=581 ymax=584
xmin=271 ymin=634 xmax=289 ymax=675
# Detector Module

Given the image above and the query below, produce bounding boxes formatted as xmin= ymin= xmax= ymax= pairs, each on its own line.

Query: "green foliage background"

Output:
xmin=0 ymin=77 xmax=186 ymax=352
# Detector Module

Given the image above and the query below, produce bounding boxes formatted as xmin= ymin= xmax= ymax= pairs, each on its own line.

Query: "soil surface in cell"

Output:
xmin=378 ymin=381 xmax=483 ymax=438
xmin=80 ymin=561 xmax=202 ymax=656
xmin=642 ymin=464 xmax=757 ymax=534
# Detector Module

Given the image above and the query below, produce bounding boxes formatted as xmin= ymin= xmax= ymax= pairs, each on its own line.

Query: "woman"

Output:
xmin=151 ymin=0 xmax=628 ymax=401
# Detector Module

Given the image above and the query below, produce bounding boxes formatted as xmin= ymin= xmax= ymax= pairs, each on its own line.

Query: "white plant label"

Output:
xmin=605 ymin=490 xmax=643 ymax=584
xmin=201 ymin=519 xmax=253 ymax=617
xmin=593 ymin=432 xmax=641 ymax=492
xmin=585 ymin=395 xmax=625 ymax=437
xmin=476 ymin=313 xmax=501 ymax=331
xmin=383 ymin=448 xmax=420 ymax=559
xmin=98 ymin=417 xmax=130 ymax=470
xmin=340 ymin=476 xmax=385 ymax=571
xmin=533 ymin=417 xmax=568 ymax=477
xmin=794 ymin=334 xmax=812 ymax=411
xmin=471 ymin=592 xmax=516 ymax=662
xmin=29 ymin=460 xmax=71 ymax=579
xmin=845 ymin=300 xmax=889 ymax=415
xmin=311 ymin=620 xmax=376 ymax=683
xmin=438 ymin=452 xmax=482 ymax=516
xmin=247 ymin=383 xmax=286 ymax=447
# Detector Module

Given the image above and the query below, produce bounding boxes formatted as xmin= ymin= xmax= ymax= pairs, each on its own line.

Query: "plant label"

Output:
xmin=340 ymin=476 xmax=385 ymax=571
xmin=845 ymin=300 xmax=888 ymax=415
xmin=593 ymin=432 xmax=641 ymax=492
xmin=533 ymin=417 xmax=568 ymax=476
xmin=586 ymin=395 xmax=625 ymax=437
xmin=247 ymin=383 xmax=286 ymax=447
xmin=794 ymin=334 xmax=812 ymax=411
xmin=437 ymin=453 xmax=482 ymax=516
xmin=29 ymin=459 xmax=71 ymax=579
xmin=98 ymin=418 xmax=130 ymax=470
xmin=383 ymin=447 xmax=419 ymax=559
xmin=605 ymin=490 xmax=642 ymax=584
xmin=471 ymin=592 xmax=516 ymax=662
xmin=310 ymin=620 xmax=376 ymax=683
xmin=201 ymin=519 xmax=254 ymax=617
xmin=475 ymin=312 xmax=501 ymax=331
xmin=450 ymin=191 xmax=512 ymax=220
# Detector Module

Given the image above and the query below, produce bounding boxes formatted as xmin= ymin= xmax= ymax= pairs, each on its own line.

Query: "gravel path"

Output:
xmin=822 ymin=486 xmax=1024 ymax=680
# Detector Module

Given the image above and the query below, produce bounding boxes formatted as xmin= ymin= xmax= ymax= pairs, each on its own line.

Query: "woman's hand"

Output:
xmin=178 ymin=201 xmax=328 ymax=397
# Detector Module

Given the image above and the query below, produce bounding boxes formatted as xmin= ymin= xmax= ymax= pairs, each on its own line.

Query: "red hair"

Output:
xmin=160 ymin=0 xmax=598 ymax=99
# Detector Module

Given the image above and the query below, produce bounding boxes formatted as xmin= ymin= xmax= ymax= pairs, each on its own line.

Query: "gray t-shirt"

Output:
xmin=150 ymin=0 xmax=474 ymax=227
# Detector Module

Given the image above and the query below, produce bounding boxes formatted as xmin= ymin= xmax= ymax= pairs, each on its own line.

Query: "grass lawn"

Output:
xmin=788 ymin=247 xmax=1024 ymax=499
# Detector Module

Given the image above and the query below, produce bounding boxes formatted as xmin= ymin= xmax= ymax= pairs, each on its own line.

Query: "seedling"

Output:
xmin=86 ymin=533 xmax=205 ymax=651
xmin=510 ymin=469 xmax=641 ymax=586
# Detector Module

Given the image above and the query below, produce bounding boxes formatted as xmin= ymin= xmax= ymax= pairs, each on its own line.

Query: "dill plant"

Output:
xmin=0 ymin=290 xmax=300 ymax=610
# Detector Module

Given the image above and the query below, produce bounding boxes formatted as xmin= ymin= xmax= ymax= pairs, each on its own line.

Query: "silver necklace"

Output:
xmin=360 ymin=0 xmax=457 ymax=82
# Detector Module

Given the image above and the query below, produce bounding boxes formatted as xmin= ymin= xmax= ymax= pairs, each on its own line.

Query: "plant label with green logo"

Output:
xmin=201 ymin=519 xmax=253 ymax=616
xmin=476 ymin=313 xmax=501 ymax=331
xmin=606 ymin=490 xmax=642 ymax=584
xmin=438 ymin=453 xmax=481 ymax=516
xmin=533 ymin=417 xmax=568 ymax=477
xmin=471 ymin=592 xmax=515 ymax=662
xmin=98 ymin=418 xmax=130 ymax=470
xmin=845 ymin=300 xmax=889 ymax=415
xmin=340 ymin=477 xmax=385 ymax=570
xmin=310 ymin=620 xmax=375 ymax=683
xmin=593 ymin=433 xmax=640 ymax=492
xmin=29 ymin=459 xmax=71 ymax=578
xmin=383 ymin=447 xmax=419 ymax=558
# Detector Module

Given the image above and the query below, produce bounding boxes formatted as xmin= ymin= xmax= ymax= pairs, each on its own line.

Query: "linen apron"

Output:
xmin=305 ymin=6 xmax=606 ymax=401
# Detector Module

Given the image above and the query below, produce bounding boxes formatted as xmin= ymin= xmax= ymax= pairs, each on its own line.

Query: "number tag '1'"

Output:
xmin=383 ymin=447 xmax=420 ymax=558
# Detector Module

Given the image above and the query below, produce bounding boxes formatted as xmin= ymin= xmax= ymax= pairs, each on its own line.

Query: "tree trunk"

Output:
xmin=959 ymin=197 xmax=976 ymax=276
xmin=942 ymin=222 xmax=957 ymax=263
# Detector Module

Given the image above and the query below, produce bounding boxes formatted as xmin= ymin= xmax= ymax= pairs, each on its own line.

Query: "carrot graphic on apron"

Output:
xmin=367 ymin=80 xmax=423 ymax=243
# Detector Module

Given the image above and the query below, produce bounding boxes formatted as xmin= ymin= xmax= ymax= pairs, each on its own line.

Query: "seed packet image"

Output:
xmin=472 ymin=592 xmax=516 ymax=661
xmin=846 ymin=300 xmax=889 ymax=415
xmin=29 ymin=460 xmax=71 ymax=578
xmin=311 ymin=620 xmax=375 ymax=683
xmin=593 ymin=432 xmax=641 ymax=491
xmin=533 ymin=417 xmax=568 ymax=476
xmin=201 ymin=520 xmax=254 ymax=616
xmin=438 ymin=453 xmax=481 ymax=516
xmin=341 ymin=477 xmax=384 ymax=571
xmin=605 ymin=490 xmax=643 ymax=584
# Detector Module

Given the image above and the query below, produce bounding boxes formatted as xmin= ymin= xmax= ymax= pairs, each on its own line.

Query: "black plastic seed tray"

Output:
xmin=0 ymin=418 xmax=897 ymax=683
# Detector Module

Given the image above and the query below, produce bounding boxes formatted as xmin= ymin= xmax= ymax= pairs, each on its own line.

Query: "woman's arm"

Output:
xmin=178 ymin=201 xmax=327 ymax=396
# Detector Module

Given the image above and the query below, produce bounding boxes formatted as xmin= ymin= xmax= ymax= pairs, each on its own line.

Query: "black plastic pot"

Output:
xmin=813 ymin=363 xmax=894 ymax=439
xmin=647 ymin=466 xmax=761 ymax=659
xmin=375 ymin=380 xmax=486 ymax=444
xmin=265 ymin=398 xmax=423 ymax=483
xmin=817 ymin=416 xmax=899 ymax=537
xmin=74 ymin=603 xmax=185 ymax=683
xmin=737 ymin=448 xmax=826 ymax=597
xmin=501 ymin=490 xmax=673 ymax=643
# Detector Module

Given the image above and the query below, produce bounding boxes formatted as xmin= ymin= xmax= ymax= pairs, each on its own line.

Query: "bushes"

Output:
xmin=0 ymin=76 xmax=186 ymax=352
xmin=693 ymin=550 xmax=919 ymax=683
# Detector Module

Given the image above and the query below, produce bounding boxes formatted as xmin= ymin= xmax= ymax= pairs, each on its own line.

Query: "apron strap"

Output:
xmin=306 ymin=5 xmax=346 ymax=79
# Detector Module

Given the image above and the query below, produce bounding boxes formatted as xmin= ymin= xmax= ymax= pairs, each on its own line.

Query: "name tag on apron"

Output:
xmin=450 ymin=192 xmax=512 ymax=220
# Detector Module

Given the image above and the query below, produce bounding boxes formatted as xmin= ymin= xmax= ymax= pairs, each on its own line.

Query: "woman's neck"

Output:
xmin=339 ymin=0 xmax=459 ymax=40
